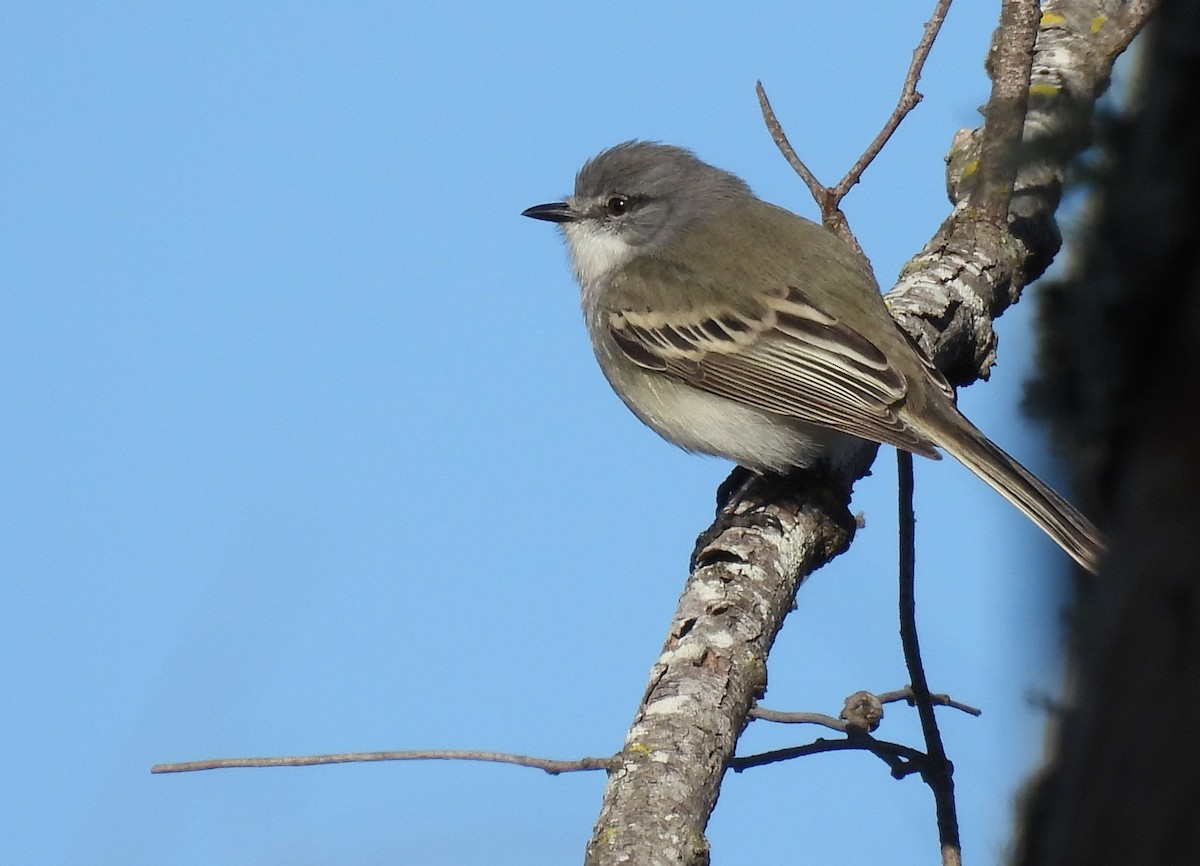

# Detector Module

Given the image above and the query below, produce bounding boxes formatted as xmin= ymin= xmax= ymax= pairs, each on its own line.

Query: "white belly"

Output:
xmin=596 ymin=341 xmax=860 ymax=473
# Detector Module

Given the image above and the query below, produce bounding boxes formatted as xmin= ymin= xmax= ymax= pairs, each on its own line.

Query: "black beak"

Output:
xmin=521 ymin=201 xmax=579 ymax=223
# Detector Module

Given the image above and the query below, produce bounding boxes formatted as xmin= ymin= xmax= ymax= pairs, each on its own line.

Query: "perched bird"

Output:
xmin=523 ymin=141 xmax=1103 ymax=572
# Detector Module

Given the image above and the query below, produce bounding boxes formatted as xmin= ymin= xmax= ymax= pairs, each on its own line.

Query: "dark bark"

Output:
xmin=1015 ymin=1 xmax=1200 ymax=863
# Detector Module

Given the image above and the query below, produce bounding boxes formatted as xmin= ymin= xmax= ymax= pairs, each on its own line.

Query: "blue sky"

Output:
xmin=2 ymin=2 xmax=1081 ymax=863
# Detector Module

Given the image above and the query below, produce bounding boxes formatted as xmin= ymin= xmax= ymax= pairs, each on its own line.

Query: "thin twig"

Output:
xmin=756 ymin=0 xmax=953 ymax=251
xmin=731 ymin=734 xmax=926 ymax=778
xmin=151 ymin=749 xmax=610 ymax=775
xmin=878 ymin=687 xmax=983 ymax=717
xmin=756 ymin=79 xmax=856 ymax=250
xmin=834 ymin=0 xmax=955 ymax=202
xmin=754 ymin=81 xmax=824 ymax=205
xmin=897 ymin=451 xmax=961 ymax=865
xmin=749 ymin=707 xmax=848 ymax=730
xmin=751 ymin=689 xmax=980 ymax=729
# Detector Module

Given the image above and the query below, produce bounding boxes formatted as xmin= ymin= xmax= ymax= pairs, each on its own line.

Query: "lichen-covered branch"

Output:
xmin=888 ymin=0 xmax=1153 ymax=384
xmin=584 ymin=474 xmax=856 ymax=866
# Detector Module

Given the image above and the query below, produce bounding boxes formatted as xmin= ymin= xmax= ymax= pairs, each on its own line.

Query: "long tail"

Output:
xmin=931 ymin=413 xmax=1105 ymax=573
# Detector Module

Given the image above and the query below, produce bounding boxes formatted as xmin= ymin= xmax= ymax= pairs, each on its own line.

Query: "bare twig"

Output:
xmin=755 ymin=80 xmax=863 ymax=260
xmin=878 ymin=687 xmax=982 ymax=717
xmin=754 ymin=81 xmax=822 ymax=203
xmin=835 ymin=0 xmax=955 ymax=202
xmin=756 ymin=0 xmax=953 ymax=252
xmin=897 ymin=451 xmax=960 ymax=866
xmin=751 ymin=689 xmax=981 ymax=729
xmin=749 ymin=707 xmax=848 ymax=731
xmin=731 ymin=734 xmax=926 ymax=778
xmin=151 ymin=749 xmax=609 ymax=776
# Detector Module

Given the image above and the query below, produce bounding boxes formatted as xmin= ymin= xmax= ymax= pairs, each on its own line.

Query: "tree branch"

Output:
xmin=583 ymin=473 xmax=858 ymax=866
xmin=888 ymin=0 xmax=1155 ymax=384
xmin=971 ymin=0 xmax=1041 ymax=220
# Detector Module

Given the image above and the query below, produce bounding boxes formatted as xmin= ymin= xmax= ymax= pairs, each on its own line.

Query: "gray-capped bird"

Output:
xmin=523 ymin=141 xmax=1103 ymax=573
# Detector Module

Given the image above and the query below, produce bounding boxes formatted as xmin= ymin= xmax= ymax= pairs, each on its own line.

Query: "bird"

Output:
xmin=522 ymin=141 xmax=1104 ymax=572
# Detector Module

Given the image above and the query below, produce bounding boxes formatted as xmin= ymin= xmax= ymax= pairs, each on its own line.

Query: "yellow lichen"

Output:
xmin=1040 ymin=11 xmax=1067 ymax=27
xmin=1091 ymin=15 xmax=1107 ymax=33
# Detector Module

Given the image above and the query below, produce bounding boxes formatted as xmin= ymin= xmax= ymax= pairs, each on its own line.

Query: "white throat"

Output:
xmin=562 ymin=221 xmax=637 ymax=292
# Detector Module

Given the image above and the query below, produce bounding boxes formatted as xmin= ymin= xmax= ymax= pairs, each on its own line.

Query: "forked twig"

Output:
xmin=756 ymin=0 xmax=954 ymax=250
xmin=838 ymin=0 xmax=955 ymax=201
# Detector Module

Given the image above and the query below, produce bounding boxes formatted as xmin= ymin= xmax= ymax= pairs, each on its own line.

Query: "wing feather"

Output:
xmin=609 ymin=282 xmax=941 ymax=457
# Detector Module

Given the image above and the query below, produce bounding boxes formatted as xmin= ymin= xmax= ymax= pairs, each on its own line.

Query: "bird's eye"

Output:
xmin=605 ymin=196 xmax=629 ymax=217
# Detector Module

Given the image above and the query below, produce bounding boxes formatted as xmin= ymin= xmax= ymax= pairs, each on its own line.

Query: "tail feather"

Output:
xmin=933 ymin=415 xmax=1105 ymax=573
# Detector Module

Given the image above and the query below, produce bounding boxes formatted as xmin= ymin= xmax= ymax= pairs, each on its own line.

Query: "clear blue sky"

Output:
xmin=3 ymin=2 xmax=1081 ymax=863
